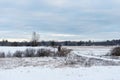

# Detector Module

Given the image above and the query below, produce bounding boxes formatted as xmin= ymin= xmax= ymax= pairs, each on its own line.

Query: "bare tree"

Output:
xmin=31 ymin=32 xmax=40 ymax=46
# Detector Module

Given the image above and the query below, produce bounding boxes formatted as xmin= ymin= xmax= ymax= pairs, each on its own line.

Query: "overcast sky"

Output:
xmin=0 ymin=0 xmax=120 ymax=41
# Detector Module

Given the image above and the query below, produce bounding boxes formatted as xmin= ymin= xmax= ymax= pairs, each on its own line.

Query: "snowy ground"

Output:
xmin=63 ymin=46 xmax=114 ymax=56
xmin=0 ymin=46 xmax=114 ymax=56
xmin=0 ymin=46 xmax=57 ymax=55
xmin=0 ymin=66 xmax=120 ymax=80
xmin=0 ymin=46 xmax=120 ymax=80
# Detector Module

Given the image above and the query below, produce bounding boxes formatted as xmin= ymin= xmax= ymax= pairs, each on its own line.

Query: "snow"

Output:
xmin=0 ymin=66 xmax=120 ymax=80
xmin=73 ymin=51 xmax=120 ymax=62
xmin=0 ymin=46 xmax=114 ymax=56
xmin=64 ymin=46 xmax=114 ymax=56
xmin=0 ymin=46 xmax=57 ymax=54
xmin=0 ymin=46 xmax=120 ymax=80
xmin=0 ymin=57 xmax=66 ymax=69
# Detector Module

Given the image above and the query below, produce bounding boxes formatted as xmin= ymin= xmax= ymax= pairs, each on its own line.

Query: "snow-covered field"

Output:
xmin=64 ymin=46 xmax=114 ymax=56
xmin=0 ymin=46 xmax=57 ymax=55
xmin=0 ymin=66 xmax=120 ymax=80
xmin=0 ymin=46 xmax=114 ymax=55
xmin=0 ymin=46 xmax=120 ymax=80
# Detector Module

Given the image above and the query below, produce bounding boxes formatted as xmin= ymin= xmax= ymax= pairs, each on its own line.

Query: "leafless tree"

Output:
xmin=31 ymin=32 xmax=40 ymax=46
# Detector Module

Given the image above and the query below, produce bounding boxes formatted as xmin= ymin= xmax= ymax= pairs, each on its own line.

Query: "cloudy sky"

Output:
xmin=0 ymin=0 xmax=120 ymax=41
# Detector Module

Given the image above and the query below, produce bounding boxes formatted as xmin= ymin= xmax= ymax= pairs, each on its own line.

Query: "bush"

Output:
xmin=0 ymin=48 xmax=72 ymax=58
xmin=36 ymin=49 xmax=51 ymax=57
xmin=13 ymin=51 xmax=23 ymax=57
xmin=6 ymin=52 xmax=12 ymax=57
xmin=110 ymin=47 xmax=120 ymax=56
xmin=57 ymin=48 xmax=72 ymax=57
xmin=24 ymin=48 xmax=36 ymax=57
xmin=0 ymin=52 xmax=5 ymax=58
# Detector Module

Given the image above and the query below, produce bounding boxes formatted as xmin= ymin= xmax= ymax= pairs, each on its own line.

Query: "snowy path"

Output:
xmin=66 ymin=51 xmax=120 ymax=66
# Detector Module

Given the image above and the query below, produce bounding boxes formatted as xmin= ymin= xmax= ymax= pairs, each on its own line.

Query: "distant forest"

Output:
xmin=1 ymin=39 xmax=120 ymax=46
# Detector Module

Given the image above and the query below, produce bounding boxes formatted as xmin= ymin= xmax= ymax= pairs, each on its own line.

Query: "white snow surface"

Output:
xmin=0 ymin=46 xmax=114 ymax=56
xmin=0 ymin=66 xmax=120 ymax=80
xmin=0 ymin=46 xmax=57 ymax=54
xmin=64 ymin=46 xmax=114 ymax=56
xmin=0 ymin=46 xmax=120 ymax=80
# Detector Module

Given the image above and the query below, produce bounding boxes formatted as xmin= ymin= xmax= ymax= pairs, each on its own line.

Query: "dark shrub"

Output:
xmin=13 ymin=51 xmax=23 ymax=57
xmin=36 ymin=49 xmax=51 ymax=57
xmin=57 ymin=48 xmax=72 ymax=57
xmin=0 ymin=52 xmax=5 ymax=58
xmin=0 ymin=48 xmax=72 ymax=58
xmin=6 ymin=52 xmax=12 ymax=57
xmin=24 ymin=48 xmax=35 ymax=57
xmin=110 ymin=47 xmax=120 ymax=56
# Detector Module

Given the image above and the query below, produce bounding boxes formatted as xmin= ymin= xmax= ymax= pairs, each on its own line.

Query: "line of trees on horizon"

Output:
xmin=0 ymin=32 xmax=120 ymax=46
xmin=0 ymin=39 xmax=120 ymax=46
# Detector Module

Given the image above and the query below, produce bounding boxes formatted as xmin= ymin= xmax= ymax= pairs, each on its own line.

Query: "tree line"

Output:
xmin=0 ymin=32 xmax=120 ymax=46
xmin=0 ymin=39 xmax=120 ymax=46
